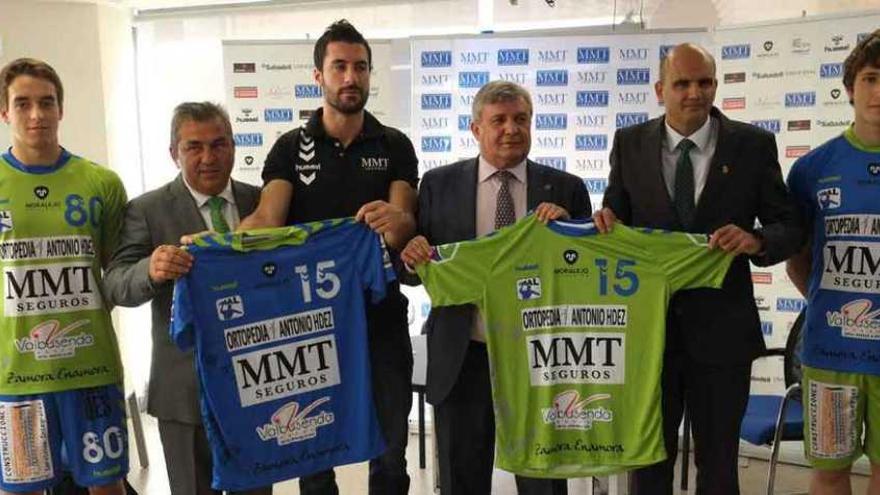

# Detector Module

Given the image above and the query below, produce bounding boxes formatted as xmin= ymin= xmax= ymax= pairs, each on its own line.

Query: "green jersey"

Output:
xmin=0 ymin=150 xmax=126 ymax=394
xmin=417 ymin=215 xmax=733 ymax=477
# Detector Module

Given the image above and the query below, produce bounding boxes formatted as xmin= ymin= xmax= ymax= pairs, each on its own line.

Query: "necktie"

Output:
xmin=494 ymin=170 xmax=516 ymax=230
xmin=673 ymin=138 xmax=697 ymax=230
xmin=206 ymin=196 xmax=230 ymax=234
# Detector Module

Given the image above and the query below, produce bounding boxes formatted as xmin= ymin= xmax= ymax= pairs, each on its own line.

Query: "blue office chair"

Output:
xmin=739 ymin=309 xmax=806 ymax=495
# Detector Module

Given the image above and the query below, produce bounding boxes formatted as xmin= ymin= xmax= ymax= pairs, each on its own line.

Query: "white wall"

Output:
xmin=0 ymin=1 xmax=109 ymax=163
xmin=0 ymin=0 xmax=143 ymax=394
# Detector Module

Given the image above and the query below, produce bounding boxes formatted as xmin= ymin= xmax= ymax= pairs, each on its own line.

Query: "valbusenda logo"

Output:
xmin=256 ymin=397 xmax=335 ymax=445
xmin=541 ymin=390 xmax=613 ymax=430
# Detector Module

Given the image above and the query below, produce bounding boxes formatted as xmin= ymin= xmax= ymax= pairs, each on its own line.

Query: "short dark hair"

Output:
xmin=169 ymin=101 xmax=232 ymax=149
xmin=0 ymin=58 xmax=64 ymax=113
xmin=313 ymin=19 xmax=372 ymax=70
xmin=843 ymin=29 xmax=880 ymax=98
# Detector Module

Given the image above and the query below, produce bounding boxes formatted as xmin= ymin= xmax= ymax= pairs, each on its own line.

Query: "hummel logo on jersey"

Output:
xmin=564 ymin=249 xmax=579 ymax=265
xmin=869 ymin=163 xmax=880 ymax=176
xmin=517 ymin=277 xmax=542 ymax=300
xmin=297 ymin=132 xmax=320 ymax=186
xmin=216 ymin=295 xmax=244 ymax=321
xmin=34 ymin=186 xmax=49 ymax=200
xmin=262 ymin=263 xmax=277 ymax=277
xmin=817 ymin=187 xmax=841 ymax=209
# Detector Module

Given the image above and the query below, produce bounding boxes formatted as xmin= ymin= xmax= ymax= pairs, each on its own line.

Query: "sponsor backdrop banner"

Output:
xmin=222 ymin=13 xmax=880 ymax=394
xmin=412 ymin=32 xmax=708 ymax=214
xmin=409 ymin=14 xmax=880 ymax=393
xmin=222 ymin=40 xmax=393 ymax=185
xmin=713 ymin=16 xmax=879 ymax=391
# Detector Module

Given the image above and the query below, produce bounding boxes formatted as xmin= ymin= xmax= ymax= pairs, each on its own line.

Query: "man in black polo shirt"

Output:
xmin=239 ymin=19 xmax=417 ymax=495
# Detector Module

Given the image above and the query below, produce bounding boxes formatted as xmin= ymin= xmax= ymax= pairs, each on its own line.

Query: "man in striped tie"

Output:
xmin=401 ymin=80 xmax=590 ymax=494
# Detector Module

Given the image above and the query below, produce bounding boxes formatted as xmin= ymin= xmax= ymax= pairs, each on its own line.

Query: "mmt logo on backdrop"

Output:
xmin=420 ymin=51 xmax=452 ymax=68
xmin=498 ymin=49 xmax=530 ymax=66
xmin=234 ymin=133 xmax=263 ymax=147
xmin=458 ymin=71 xmax=490 ymax=88
xmin=616 ymin=112 xmax=649 ymax=128
xmin=458 ymin=115 xmax=472 ymax=131
xmin=721 ymin=44 xmax=751 ymax=60
xmin=575 ymin=114 xmax=609 ymax=128
xmin=459 ymin=51 xmax=490 ymax=65
xmin=617 ymin=68 xmax=650 ymax=85
xmin=421 ymin=136 xmax=452 ymax=153
xmin=751 ymin=119 xmax=781 ymax=134
xmin=577 ymin=47 xmax=610 ymax=64
xmin=584 ymin=178 xmax=609 ymax=195
xmin=264 ymin=108 xmax=293 ymax=122
xmin=421 ymin=93 xmax=452 ymax=110
xmin=536 ymin=70 xmax=569 ymax=87
xmin=575 ymin=134 xmax=608 ymax=151
xmin=576 ymin=71 xmax=608 ymax=84
xmin=785 ymin=91 xmax=816 ymax=107
xmin=618 ymin=47 xmax=649 ymax=61
xmin=820 ymin=63 xmax=843 ymax=79
xmin=421 ymin=74 xmax=450 ymax=86
xmin=535 ymin=136 xmax=566 ymax=149
xmin=537 ymin=49 xmax=567 ymax=63
xmin=295 ymin=85 xmax=322 ymax=98
xmin=535 ymin=114 xmax=568 ymax=130
xmin=535 ymin=157 xmax=567 ymax=170
xmin=577 ymin=90 xmax=610 ymax=107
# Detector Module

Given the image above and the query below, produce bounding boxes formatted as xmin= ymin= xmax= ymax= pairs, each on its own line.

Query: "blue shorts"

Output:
xmin=0 ymin=384 xmax=129 ymax=493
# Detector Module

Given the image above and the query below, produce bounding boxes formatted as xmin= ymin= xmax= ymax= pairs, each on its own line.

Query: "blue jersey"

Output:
xmin=787 ymin=128 xmax=880 ymax=374
xmin=171 ymin=218 xmax=392 ymax=490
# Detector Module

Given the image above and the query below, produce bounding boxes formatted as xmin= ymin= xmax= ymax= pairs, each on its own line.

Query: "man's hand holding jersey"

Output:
xmin=400 ymin=235 xmax=432 ymax=268
xmin=534 ymin=202 xmax=571 ymax=223
xmin=356 ymin=199 xmax=416 ymax=250
xmin=149 ymin=244 xmax=193 ymax=283
xmin=592 ymin=207 xmax=619 ymax=233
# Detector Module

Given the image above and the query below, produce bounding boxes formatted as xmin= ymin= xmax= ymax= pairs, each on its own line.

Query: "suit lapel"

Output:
xmin=646 ymin=117 xmax=675 ymax=215
xmin=230 ymin=180 xmax=256 ymax=218
xmin=526 ymin=160 xmax=549 ymax=210
xmin=170 ymin=175 xmax=209 ymax=231
xmin=460 ymin=159 xmax=478 ymax=239
xmin=693 ymin=109 xmax=735 ymax=228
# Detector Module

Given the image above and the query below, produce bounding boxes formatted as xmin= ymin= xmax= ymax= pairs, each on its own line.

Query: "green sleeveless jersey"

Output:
xmin=417 ymin=216 xmax=733 ymax=477
xmin=0 ymin=150 xmax=126 ymax=394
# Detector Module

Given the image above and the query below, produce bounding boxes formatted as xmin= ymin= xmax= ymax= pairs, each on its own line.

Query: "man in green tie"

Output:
xmin=592 ymin=43 xmax=803 ymax=495
xmin=104 ymin=102 xmax=269 ymax=495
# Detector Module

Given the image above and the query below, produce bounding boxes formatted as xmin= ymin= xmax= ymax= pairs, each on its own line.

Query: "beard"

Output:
xmin=325 ymin=85 xmax=369 ymax=115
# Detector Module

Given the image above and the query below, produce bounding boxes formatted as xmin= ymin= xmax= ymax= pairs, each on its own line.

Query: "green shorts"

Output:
xmin=802 ymin=365 xmax=880 ymax=469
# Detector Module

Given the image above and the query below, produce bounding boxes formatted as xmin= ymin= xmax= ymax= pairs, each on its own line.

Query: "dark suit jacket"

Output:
xmin=603 ymin=107 xmax=802 ymax=365
xmin=103 ymin=175 xmax=261 ymax=424
xmin=418 ymin=158 xmax=591 ymax=405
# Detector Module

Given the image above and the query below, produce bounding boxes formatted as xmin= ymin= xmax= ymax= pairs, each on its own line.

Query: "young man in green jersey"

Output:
xmin=0 ymin=58 xmax=128 ymax=495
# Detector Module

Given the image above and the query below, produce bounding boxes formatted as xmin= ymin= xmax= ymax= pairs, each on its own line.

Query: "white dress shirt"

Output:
xmin=661 ymin=116 xmax=718 ymax=206
xmin=471 ymin=156 xmax=528 ymax=341
xmin=181 ymin=178 xmax=240 ymax=231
